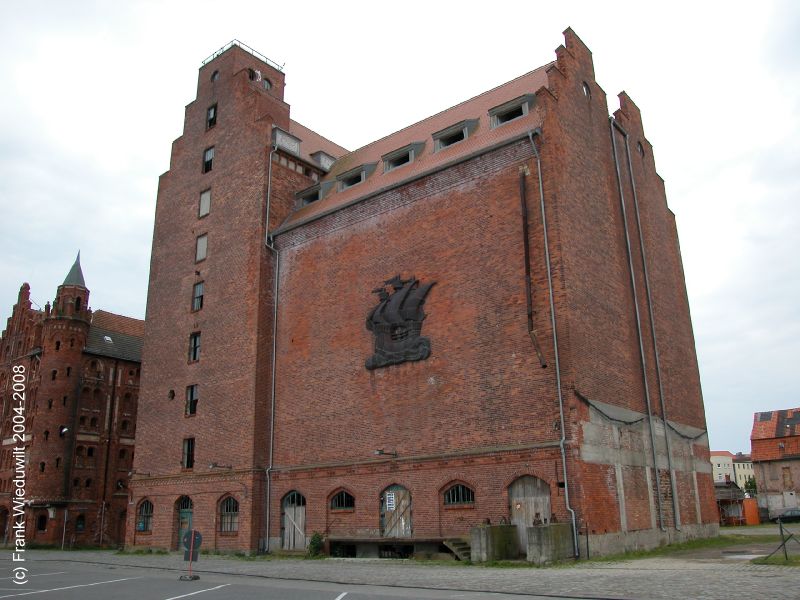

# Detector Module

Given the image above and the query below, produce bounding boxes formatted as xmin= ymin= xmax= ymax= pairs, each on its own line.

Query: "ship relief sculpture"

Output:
xmin=365 ymin=275 xmax=436 ymax=370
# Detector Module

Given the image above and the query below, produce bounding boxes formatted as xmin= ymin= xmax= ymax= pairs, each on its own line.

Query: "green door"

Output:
xmin=176 ymin=496 xmax=193 ymax=550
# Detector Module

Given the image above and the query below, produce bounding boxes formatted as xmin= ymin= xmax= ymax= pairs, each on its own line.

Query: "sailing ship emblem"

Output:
xmin=365 ymin=275 xmax=436 ymax=370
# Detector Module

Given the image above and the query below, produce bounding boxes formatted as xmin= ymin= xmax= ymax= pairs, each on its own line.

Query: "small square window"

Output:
xmin=206 ymin=104 xmax=217 ymax=129
xmin=489 ymin=96 xmax=533 ymax=129
xmin=298 ymin=188 xmax=319 ymax=206
xmin=182 ymin=437 xmax=195 ymax=469
xmin=195 ymin=234 xmax=208 ymax=262
xmin=202 ymin=147 xmax=215 ymax=173
xmin=382 ymin=143 xmax=423 ymax=174
xmin=192 ymin=281 xmax=204 ymax=311
xmin=438 ymin=129 xmax=464 ymax=148
xmin=185 ymin=385 xmax=198 ymax=415
xmin=199 ymin=189 xmax=211 ymax=217
xmin=188 ymin=332 xmax=201 ymax=362
xmin=433 ymin=120 xmax=477 ymax=152
xmin=339 ymin=172 xmax=363 ymax=190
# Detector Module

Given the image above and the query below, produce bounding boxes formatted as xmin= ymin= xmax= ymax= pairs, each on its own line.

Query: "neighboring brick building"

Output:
xmin=0 ymin=255 xmax=142 ymax=547
xmin=130 ymin=30 xmax=717 ymax=558
xmin=751 ymin=408 xmax=800 ymax=519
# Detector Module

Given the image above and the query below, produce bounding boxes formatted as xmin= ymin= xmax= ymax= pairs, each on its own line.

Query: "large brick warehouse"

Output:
xmin=129 ymin=29 xmax=717 ymax=558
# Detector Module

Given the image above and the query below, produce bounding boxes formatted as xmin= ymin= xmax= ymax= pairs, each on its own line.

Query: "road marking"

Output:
xmin=334 ymin=594 xmax=348 ymax=600
xmin=164 ymin=584 xmax=231 ymax=600
xmin=0 ymin=576 xmax=142 ymax=598
xmin=0 ymin=573 xmax=65 ymax=581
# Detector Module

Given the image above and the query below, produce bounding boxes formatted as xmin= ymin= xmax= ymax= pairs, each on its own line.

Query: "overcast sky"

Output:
xmin=1 ymin=1 xmax=798 ymax=454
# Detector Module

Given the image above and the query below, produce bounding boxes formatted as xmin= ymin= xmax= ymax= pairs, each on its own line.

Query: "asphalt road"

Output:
xmin=0 ymin=529 xmax=797 ymax=600
xmin=0 ymin=560 xmax=596 ymax=600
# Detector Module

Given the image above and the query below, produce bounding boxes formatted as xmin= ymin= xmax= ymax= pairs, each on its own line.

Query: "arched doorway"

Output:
xmin=175 ymin=496 xmax=193 ymax=550
xmin=380 ymin=484 xmax=412 ymax=538
xmin=508 ymin=475 xmax=551 ymax=550
xmin=281 ymin=491 xmax=306 ymax=550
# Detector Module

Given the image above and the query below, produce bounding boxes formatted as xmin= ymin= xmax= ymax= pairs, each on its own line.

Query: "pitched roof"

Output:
xmin=289 ymin=119 xmax=349 ymax=164
xmin=84 ymin=310 xmax=144 ymax=362
xmin=710 ymin=450 xmax=735 ymax=457
xmin=751 ymin=407 xmax=800 ymax=440
xmin=62 ymin=252 xmax=86 ymax=287
xmin=274 ymin=63 xmax=553 ymax=234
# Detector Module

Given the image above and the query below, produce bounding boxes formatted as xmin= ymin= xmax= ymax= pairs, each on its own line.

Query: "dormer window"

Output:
xmin=433 ymin=120 xmax=478 ymax=152
xmin=489 ymin=95 xmax=535 ymax=128
xmin=311 ymin=151 xmax=336 ymax=171
xmin=340 ymin=172 xmax=363 ymax=190
xmin=382 ymin=142 xmax=424 ymax=173
xmin=336 ymin=163 xmax=377 ymax=192
xmin=297 ymin=186 xmax=320 ymax=206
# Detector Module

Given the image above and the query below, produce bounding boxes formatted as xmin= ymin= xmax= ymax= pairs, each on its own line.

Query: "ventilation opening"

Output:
xmin=386 ymin=152 xmax=411 ymax=171
xmin=496 ymin=105 xmax=524 ymax=125
xmin=438 ymin=129 xmax=465 ymax=149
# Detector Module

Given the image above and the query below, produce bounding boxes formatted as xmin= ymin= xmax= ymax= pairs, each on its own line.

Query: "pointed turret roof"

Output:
xmin=62 ymin=252 xmax=86 ymax=287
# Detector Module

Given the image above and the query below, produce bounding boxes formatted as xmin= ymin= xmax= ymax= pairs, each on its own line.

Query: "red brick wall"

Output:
xmin=131 ymin=45 xmax=313 ymax=550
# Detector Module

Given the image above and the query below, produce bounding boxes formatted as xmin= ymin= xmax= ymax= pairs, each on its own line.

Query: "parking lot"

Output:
xmin=0 ymin=529 xmax=797 ymax=600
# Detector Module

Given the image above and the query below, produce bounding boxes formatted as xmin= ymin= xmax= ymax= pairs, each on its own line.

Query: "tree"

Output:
xmin=744 ymin=476 xmax=757 ymax=495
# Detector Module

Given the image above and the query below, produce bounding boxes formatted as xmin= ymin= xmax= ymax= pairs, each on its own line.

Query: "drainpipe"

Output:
xmin=99 ymin=359 xmax=120 ymax=546
xmin=526 ymin=130 xmax=579 ymax=558
xmin=264 ymin=139 xmax=279 ymax=553
xmin=618 ymin=125 xmax=681 ymax=531
xmin=609 ymin=118 xmax=665 ymax=531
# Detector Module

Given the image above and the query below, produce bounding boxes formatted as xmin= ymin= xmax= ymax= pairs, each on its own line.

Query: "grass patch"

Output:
xmin=752 ymin=554 xmax=800 ymax=566
xmin=584 ymin=534 xmax=782 ymax=563
xmin=116 ymin=547 xmax=169 ymax=555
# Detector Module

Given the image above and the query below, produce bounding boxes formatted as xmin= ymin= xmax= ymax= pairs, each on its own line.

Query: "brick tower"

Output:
xmin=129 ymin=42 xmax=345 ymax=551
xmin=31 ymin=253 xmax=93 ymax=505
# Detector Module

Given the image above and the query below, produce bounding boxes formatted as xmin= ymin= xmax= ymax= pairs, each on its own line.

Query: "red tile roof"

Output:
xmin=710 ymin=450 xmax=735 ymax=457
xmin=289 ymin=119 xmax=349 ymax=164
xmin=751 ymin=407 xmax=800 ymax=440
xmin=275 ymin=63 xmax=553 ymax=234
xmin=92 ymin=310 xmax=145 ymax=338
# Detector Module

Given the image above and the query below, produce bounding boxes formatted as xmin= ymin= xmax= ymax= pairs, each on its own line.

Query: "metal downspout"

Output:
xmin=609 ymin=118 xmax=665 ymax=531
xmin=264 ymin=141 xmax=278 ymax=553
xmin=619 ymin=128 xmax=681 ymax=530
xmin=527 ymin=130 xmax=580 ymax=558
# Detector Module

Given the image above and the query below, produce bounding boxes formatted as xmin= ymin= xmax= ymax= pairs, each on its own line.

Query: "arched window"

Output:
xmin=443 ymin=483 xmax=475 ymax=506
xmin=85 ymin=478 xmax=92 ymax=488
xmin=137 ymin=500 xmax=153 ymax=532
xmin=90 ymin=417 xmax=98 ymax=428
xmin=79 ymin=416 xmax=86 ymax=427
xmin=75 ymin=514 xmax=85 ymax=532
xmin=38 ymin=462 xmax=45 ymax=473
xmin=43 ymin=430 xmax=49 ymax=441
xmin=330 ymin=490 xmax=355 ymax=510
xmin=37 ymin=514 xmax=47 ymax=531
xmin=119 ymin=449 xmax=127 ymax=461
xmin=87 ymin=447 xmax=95 ymax=458
xmin=219 ymin=497 xmax=239 ymax=533
xmin=75 ymin=446 xmax=85 ymax=467
xmin=72 ymin=478 xmax=80 ymax=488
xmin=121 ymin=420 xmax=129 ymax=432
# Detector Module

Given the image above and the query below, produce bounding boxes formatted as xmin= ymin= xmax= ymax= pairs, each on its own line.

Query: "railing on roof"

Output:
xmin=201 ymin=40 xmax=284 ymax=72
